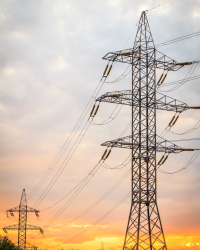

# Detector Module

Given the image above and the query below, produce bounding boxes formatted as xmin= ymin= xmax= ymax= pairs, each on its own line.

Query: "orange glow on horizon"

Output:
xmin=1 ymin=225 xmax=200 ymax=250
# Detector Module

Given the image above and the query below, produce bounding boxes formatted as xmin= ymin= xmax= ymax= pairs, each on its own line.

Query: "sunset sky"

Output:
xmin=0 ymin=0 xmax=200 ymax=249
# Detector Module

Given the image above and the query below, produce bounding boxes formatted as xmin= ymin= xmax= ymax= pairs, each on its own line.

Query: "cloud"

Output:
xmin=0 ymin=0 xmax=200 ymax=249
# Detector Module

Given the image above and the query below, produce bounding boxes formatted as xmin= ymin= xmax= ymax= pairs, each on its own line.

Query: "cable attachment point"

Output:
xmin=89 ymin=103 xmax=100 ymax=120
xmin=172 ymin=115 xmax=179 ymax=126
xmin=35 ymin=211 xmax=39 ymax=217
xmin=103 ymin=64 xmax=109 ymax=76
xmin=107 ymin=65 xmax=112 ymax=76
xmin=157 ymin=73 xmax=163 ymax=85
xmin=168 ymin=114 xmax=176 ymax=126
xmin=177 ymin=62 xmax=193 ymax=66
xmin=169 ymin=113 xmax=180 ymax=127
xmin=104 ymin=149 xmax=112 ymax=160
xmin=90 ymin=104 xmax=96 ymax=117
xmin=158 ymin=154 xmax=168 ymax=165
xmin=101 ymin=148 xmax=112 ymax=161
xmin=160 ymin=73 xmax=167 ymax=85
xmin=101 ymin=149 xmax=108 ymax=160
xmin=93 ymin=104 xmax=100 ymax=117
xmin=157 ymin=72 xmax=168 ymax=85
xmin=102 ymin=62 xmax=113 ymax=78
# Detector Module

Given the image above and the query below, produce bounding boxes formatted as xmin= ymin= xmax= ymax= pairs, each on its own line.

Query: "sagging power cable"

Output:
xmin=159 ymin=74 xmax=200 ymax=88
xmin=30 ymin=167 xmax=131 ymax=241
xmin=28 ymin=62 xmax=115 ymax=206
xmin=48 ymin=192 xmax=131 ymax=249
xmin=41 ymin=162 xmax=102 ymax=212
xmin=32 ymin=121 xmax=133 ymax=235
xmin=27 ymin=75 xmax=108 ymax=200
xmin=43 ymin=163 xmax=102 ymax=228
xmin=102 ymin=154 xmax=131 ymax=170
xmin=39 ymin=168 xmax=131 ymax=236
xmin=169 ymin=118 xmax=200 ymax=135
xmin=146 ymin=0 xmax=172 ymax=12
xmin=155 ymin=31 xmax=200 ymax=48
xmin=105 ymin=65 xmax=132 ymax=84
xmin=90 ymin=104 xmax=123 ymax=126
xmin=159 ymin=63 xmax=199 ymax=92
xmin=158 ymin=150 xmax=200 ymax=174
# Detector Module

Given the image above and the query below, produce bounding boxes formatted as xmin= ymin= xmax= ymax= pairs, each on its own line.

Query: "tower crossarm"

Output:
xmin=155 ymin=50 xmax=183 ymax=71
xmin=102 ymin=48 xmax=136 ymax=64
xmin=26 ymin=206 xmax=40 ymax=213
xmin=3 ymin=224 xmax=43 ymax=233
xmin=96 ymin=90 xmax=190 ymax=112
xmin=102 ymin=47 xmax=197 ymax=71
xmin=25 ymin=242 xmax=38 ymax=250
xmin=3 ymin=224 xmax=20 ymax=231
xmin=101 ymin=135 xmax=199 ymax=154
xmin=6 ymin=206 xmax=40 ymax=217
xmin=25 ymin=224 xmax=44 ymax=233
xmin=6 ymin=206 xmax=20 ymax=213
xmin=155 ymin=50 xmax=199 ymax=71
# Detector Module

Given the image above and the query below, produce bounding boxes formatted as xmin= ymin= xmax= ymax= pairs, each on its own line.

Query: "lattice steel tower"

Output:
xmin=3 ymin=189 xmax=43 ymax=249
xmin=95 ymin=11 xmax=200 ymax=250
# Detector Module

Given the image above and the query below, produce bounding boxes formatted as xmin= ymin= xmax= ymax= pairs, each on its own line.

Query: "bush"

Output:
xmin=0 ymin=235 xmax=19 ymax=250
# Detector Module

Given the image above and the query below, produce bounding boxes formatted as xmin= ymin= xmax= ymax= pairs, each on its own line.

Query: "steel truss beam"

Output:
xmin=101 ymin=134 xmax=196 ymax=154
xmin=102 ymin=47 xmax=194 ymax=71
xmin=96 ymin=90 xmax=189 ymax=113
xmin=7 ymin=206 xmax=40 ymax=214
xmin=3 ymin=224 xmax=43 ymax=232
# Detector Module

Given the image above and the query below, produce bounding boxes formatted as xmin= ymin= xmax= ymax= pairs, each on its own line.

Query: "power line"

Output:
xmin=30 ymin=166 xmax=131 ymax=242
xmin=159 ymin=63 xmax=199 ymax=92
xmin=41 ymin=162 xmax=102 ymax=212
xmin=31 ymin=119 xmax=133 ymax=232
xmin=146 ymin=0 xmax=172 ymax=12
xmin=28 ymin=75 xmax=109 ymax=208
xmin=155 ymin=31 xmax=200 ymax=48
xmin=27 ymin=76 xmax=107 ymax=200
xmin=169 ymin=120 xmax=200 ymax=135
xmin=158 ymin=151 xmax=200 ymax=174
xmin=48 ymin=192 xmax=131 ymax=249
xmin=29 ymin=119 xmax=134 ymax=241
xmin=160 ymin=74 xmax=200 ymax=87
xmin=90 ymin=104 xmax=123 ymax=125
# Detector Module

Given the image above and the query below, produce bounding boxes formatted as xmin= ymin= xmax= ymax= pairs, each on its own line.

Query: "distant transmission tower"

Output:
xmin=3 ymin=189 xmax=44 ymax=250
xmin=95 ymin=11 xmax=200 ymax=249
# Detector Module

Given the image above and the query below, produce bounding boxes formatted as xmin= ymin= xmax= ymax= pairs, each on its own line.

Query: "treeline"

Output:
xmin=0 ymin=235 xmax=20 ymax=250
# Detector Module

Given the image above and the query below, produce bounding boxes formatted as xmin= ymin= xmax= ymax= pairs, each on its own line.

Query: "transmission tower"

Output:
xmin=95 ymin=11 xmax=200 ymax=249
xmin=3 ymin=189 xmax=44 ymax=250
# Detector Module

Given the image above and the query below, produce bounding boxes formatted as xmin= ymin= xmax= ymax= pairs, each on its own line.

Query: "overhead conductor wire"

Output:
xmin=27 ymin=75 xmax=107 ymax=200
xmin=38 ymin=118 xmax=133 ymax=226
xmin=37 ymin=168 xmax=131 ymax=240
xmin=48 ymin=192 xmax=131 ymax=249
xmin=159 ymin=63 xmax=199 ymax=92
xmin=28 ymin=63 xmax=113 ymax=207
xmin=30 ymin=117 xmax=133 ymax=241
xmin=158 ymin=150 xmax=200 ymax=174
xmin=29 ymin=62 xmax=135 ymax=240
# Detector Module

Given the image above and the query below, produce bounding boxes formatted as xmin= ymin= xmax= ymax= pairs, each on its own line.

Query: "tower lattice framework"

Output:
xmin=95 ymin=11 xmax=200 ymax=250
xmin=3 ymin=189 xmax=43 ymax=250
xmin=123 ymin=12 xmax=165 ymax=250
